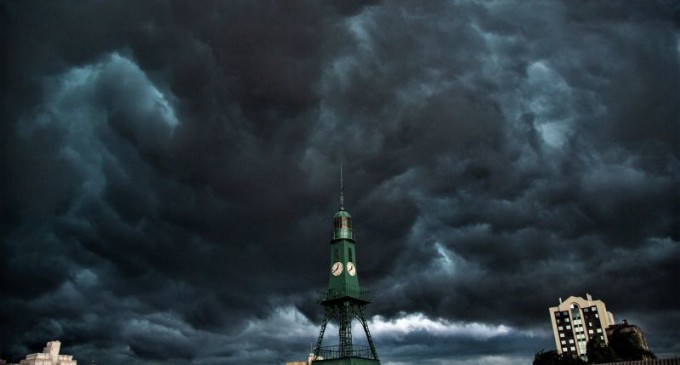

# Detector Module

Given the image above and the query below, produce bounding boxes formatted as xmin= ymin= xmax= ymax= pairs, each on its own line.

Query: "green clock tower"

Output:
xmin=312 ymin=168 xmax=380 ymax=365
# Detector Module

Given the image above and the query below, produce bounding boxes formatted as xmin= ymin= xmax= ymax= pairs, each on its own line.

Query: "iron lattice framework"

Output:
xmin=313 ymin=296 xmax=379 ymax=361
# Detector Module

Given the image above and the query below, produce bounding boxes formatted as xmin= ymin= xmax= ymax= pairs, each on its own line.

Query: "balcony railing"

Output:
xmin=316 ymin=287 xmax=373 ymax=303
xmin=316 ymin=345 xmax=378 ymax=360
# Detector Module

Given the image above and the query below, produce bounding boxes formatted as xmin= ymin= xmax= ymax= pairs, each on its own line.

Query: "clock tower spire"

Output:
xmin=311 ymin=166 xmax=380 ymax=364
xmin=340 ymin=162 xmax=344 ymax=210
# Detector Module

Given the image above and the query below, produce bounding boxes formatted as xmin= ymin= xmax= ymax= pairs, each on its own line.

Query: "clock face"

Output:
xmin=331 ymin=262 xmax=343 ymax=276
xmin=346 ymin=262 xmax=356 ymax=276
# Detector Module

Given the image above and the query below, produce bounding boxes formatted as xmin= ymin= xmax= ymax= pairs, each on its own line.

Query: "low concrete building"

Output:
xmin=13 ymin=341 xmax=76 ymax=365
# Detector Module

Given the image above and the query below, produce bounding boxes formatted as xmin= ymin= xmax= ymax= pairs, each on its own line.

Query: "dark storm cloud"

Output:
xmin=1 ymin=0 xmax=678 ymax=364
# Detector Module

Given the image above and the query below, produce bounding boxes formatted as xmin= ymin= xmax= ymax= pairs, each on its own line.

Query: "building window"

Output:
xmin=566 ymin=325 xmax=571 ymax=330
xmin=556 ymin=318 xmax=561 ymax=323
xmin=560 ymin=333 xmax=565 ymax=338
xmin=569 ymin=339 xmax=574 ymax=344
xmin=596 ymin=328 xmax=602 ymax=333
xmin=565 ymin=318 xmax=570 ymax=323
xmin=595 ymin=313 xmax=599 ymax=318
xmin=559 ymin=326 xmax=563 ymax=330
xmin=561 ymin=340 xmax=566 ymax=345
xmin=570 ymin=347 xmax=575 ymax=351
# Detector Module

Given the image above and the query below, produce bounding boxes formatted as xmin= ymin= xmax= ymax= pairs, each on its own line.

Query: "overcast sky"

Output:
xmin=1 ymin=1 xmax=679 ymax=364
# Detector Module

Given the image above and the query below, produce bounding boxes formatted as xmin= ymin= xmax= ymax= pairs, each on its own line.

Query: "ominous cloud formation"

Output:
xmin=1 ymin=1 xmax=679 ymax=364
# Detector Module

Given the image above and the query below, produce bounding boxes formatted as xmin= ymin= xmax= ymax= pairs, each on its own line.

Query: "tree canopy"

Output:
xmin=586 ymin=336 xmax=621 ymax=364
xmin=536 ymin=326 xmax=657 ymax=365
xmin=533 ymin=350 xmax=587 ymax=365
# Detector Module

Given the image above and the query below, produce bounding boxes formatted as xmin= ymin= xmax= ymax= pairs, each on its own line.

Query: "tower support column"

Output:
xmin=314 ymin=312 xmax=331 ymax=359
xmin=357 ymin=306 xmax=378 ymax=360
xmin=340 ymin=302 xmax=353 ymax=357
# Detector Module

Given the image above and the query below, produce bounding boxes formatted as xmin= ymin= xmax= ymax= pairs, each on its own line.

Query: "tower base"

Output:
xmin=312 ymin=358 xmax=380 ymax=365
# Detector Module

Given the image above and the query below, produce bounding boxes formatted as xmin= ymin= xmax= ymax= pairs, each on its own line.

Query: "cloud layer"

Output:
xmin=1 ymin=0 xmax=678 ymax=364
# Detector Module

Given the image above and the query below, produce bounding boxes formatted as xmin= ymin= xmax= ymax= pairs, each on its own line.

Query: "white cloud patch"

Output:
xmin=368 ymin=312 xmax=532 ymax=340
xmin=235 ymin=306 xmax=545 ymax=357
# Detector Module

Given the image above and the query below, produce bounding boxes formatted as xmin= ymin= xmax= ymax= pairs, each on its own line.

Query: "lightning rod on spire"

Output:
xmin=340 ymin=163 xmax=344 ymax=210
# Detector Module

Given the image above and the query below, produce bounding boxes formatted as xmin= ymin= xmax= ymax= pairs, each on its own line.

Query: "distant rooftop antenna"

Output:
xmin=340 ymin=162 xmax=345 ymax=210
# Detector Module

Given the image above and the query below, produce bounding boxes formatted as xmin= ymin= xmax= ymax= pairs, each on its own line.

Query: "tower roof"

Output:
xmin=333 ymin=164 xmax=354 ymax=241
xmin=334 ymin=209 xmax=352 ymax=218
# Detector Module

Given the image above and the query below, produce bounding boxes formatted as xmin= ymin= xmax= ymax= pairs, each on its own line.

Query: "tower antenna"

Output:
xmin=340 ymin=162 xmax=344 ymax=210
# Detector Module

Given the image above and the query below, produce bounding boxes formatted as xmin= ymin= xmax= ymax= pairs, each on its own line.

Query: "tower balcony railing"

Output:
xmin=315 ymin=345 xmax=378 ymax=360
xmin=316 ymin=287 xmax=373 ymax=303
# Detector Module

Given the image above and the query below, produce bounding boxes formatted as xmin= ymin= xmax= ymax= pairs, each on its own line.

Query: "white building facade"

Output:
xmin=549 ymin=294 xmax=615 ymax=358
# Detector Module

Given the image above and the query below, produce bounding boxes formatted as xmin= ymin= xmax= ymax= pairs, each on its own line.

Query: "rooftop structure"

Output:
xmin=11 ymin=341 xmax=76 ymax=365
